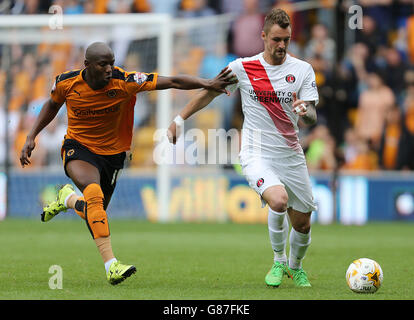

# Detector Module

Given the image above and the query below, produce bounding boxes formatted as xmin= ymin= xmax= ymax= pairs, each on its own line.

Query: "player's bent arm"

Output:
xmin=20 ymin=98 xmax=63 ymax=167
xmin=167 ymin=89 xmax=222 ymax=144
xmin=27 ymin=98 xmax=63 ymax=140
xmin=301 ymin=101 xmax=317 ymax=125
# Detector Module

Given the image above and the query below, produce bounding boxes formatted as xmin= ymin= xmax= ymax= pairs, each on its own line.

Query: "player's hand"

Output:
xmin=167 ymin=115 xmax=185 ymax=144
xmin=20 ymin=137 xmax=36 ymax=168
xmin=292 ymin=92 xmax=307 ymax=116
xmin=207 ymin=67 xmax=238 ymax=95
xmin=167 ymin=121 xmax=177 ymax=144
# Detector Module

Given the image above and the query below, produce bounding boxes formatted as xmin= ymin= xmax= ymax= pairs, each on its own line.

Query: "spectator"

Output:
xmin=354 ymin=72 xmax=395 ymax=149
xmin=230 ymin=0 xmax=264 ymax=58
xmin=220 ymin=0 xmax=245 ymax=15
xmin=381 ymin=47 xmax=408 ymax=100
xmin=343 ymin=43 xmax=374 ymax=98
xmin=318 ymin=63 xmax=356 ymax=145
xmin=378 ymin=105 xmax=414 ymax=170
xmin=355 ymin=14 xmax=384 ymax=57
xmin=341 ymin=136 xmax=378 ymax=171
xmin=402 ymin=70 xmax=414 ymax=138
xmin=132 ymin=0 xmax=151 ymax=12
xmin=179 ymin=0 xmax=217 ymax=18
xmin=10 ymin=0 xmax=41 ymax=14
xmin=340 ymin=127 xmax=358 ymax=166
xmin=358 ymin=0 xmax=393 ymax=36
xmin=316 ymin=0 xmax=336 ymax=32
xmin=148 ymin=0 xmax=181 ymax=16
xmin=221 ymin=0 xmax=272 ymax=16
xmin=303 ymin=124 xmax=337 ymax=171
xmin=407 ymin=13 xmax=414 ymax=65
xmin=304 ymin=23 xmax=336 ymax=71
xmin=63 ymin=0 xmax=84 ymax=14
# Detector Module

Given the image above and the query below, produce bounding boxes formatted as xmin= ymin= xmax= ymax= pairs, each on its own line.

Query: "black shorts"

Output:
xmin=61 ymin=139 xmax=126 ymax=209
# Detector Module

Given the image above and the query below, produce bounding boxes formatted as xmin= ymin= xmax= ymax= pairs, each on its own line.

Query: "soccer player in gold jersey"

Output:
xmin=19 ymin=42 xmax=236 ymax=285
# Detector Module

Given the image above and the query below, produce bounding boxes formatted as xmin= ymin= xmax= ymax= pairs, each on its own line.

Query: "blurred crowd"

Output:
xmin=1 ymin=0 xmax=414 ymax=173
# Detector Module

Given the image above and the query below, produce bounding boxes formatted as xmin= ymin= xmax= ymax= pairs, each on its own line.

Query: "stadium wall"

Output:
xmin=2 ymin=170 xmax=414 ymax=224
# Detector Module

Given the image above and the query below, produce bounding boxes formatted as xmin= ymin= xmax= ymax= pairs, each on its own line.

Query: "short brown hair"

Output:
xmin=263 ymin=8 xmax=291 ymax=33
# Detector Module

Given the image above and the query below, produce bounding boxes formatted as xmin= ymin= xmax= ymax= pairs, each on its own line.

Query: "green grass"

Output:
xmin=0 ymin=218 xmax=413 ymax=300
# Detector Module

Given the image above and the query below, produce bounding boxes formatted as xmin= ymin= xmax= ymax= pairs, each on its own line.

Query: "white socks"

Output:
xmin=268 ymin=208 xmax=288 ymax=264
xmin=288 ymin=228 xmax=311 ymax=270
xmin=268 ymin=208 xmax=311 ymax=269
xmin=104 ymin=258 xmax=117 ymax=274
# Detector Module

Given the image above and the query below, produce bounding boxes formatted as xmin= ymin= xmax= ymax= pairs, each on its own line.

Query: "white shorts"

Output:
xmin=240 ymin=153 xmax=317 ymax=213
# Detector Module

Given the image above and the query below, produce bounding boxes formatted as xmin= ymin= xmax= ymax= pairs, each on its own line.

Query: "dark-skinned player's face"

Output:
xmin=85 ymin=52 xmax=115 ymax=87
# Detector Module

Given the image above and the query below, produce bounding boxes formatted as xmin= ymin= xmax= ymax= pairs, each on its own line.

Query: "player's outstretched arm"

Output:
xmin=167 ymin=89 xmax=222 ymax=144
xmin=156 ymin=67 xmax=237 ymax=94
xmin=20 ymin=98 xmax=63 ymax=167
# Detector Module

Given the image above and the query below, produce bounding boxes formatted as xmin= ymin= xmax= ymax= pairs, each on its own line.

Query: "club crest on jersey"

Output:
xmin=134 ymin=72 xmax=148 ymax=85
xmin=107 ymin=89 xmax=117 ymax=98
xmin=256 ymin=178 xmax=264 ymax=188
xmin=285 ymin=74 xmax=296 ymax=83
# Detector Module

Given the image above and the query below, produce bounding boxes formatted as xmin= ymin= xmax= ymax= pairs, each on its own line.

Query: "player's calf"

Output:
xmin=83 ymin=183 xmax=110 ymax=239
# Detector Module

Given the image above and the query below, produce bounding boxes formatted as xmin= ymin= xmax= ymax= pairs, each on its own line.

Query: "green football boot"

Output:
xmin=107 ymin=261 xmax=137 ymax=285
xmin=287 ymin=267 xmax=312 ymax=287
xmin=265 ymin=261 xmax=287 ymax=287
xmin=41 ymin=184 xmax=75 ymax=222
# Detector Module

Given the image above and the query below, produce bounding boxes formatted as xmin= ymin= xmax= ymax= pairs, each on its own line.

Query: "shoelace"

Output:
xmin=271 ymin=263 xmax=286 ymax=275
xmin=292 ymin=269 xmax=308 ymax=284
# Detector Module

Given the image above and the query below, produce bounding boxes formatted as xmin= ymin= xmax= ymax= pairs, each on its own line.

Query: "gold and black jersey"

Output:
xmin=51 ymin=66 xmax=158 ymax=155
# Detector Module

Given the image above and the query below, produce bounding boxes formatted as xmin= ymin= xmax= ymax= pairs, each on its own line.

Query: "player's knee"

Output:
xmin=293 ymin=221 xmax=311 ymax=234
xmin=76 ymin=177 xmax=99 ymax=192
xmin=267 ymin=194 xmax=288 ymax=213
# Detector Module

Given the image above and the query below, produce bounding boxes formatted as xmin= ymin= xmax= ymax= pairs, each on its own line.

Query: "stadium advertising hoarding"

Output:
xmin=5 ymin=171 xmax=414 ymax=223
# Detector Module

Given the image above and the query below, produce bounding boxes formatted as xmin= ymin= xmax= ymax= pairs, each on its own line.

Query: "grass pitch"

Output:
xmin=0 ymin=218 xmax=413 ymax=300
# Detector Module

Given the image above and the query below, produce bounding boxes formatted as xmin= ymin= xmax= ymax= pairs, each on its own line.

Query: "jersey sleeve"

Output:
xmin=50 ymin=75 xmax=67 ymax=104
xmin=125 ymin=72 xmax=158 ymax=95
xmin=298 ymin=64 xmax=319 ymax=105
xmin=225 ymin=59 xmax=241 ymax=95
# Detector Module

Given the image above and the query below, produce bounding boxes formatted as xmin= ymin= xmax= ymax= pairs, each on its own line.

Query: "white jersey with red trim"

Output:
xmin=227 ymin=52 xmax=319 ymax=160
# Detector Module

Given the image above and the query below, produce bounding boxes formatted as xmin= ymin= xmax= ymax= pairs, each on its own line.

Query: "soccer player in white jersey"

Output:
xmin=167 ymin=8 xmax=318 ymax=287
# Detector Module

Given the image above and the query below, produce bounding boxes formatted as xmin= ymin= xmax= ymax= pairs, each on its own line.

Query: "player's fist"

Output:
xmin=292 ymin=92 xmax=307 ymax=116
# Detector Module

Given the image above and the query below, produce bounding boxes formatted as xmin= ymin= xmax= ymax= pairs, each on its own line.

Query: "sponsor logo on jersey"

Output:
xmin=134 ymin=72 xmax=148 ymax=85
xmin=73 ymin=104 xmax=120 ymax=117
xmin=248 ymin=90 xmax=293 ymax=104
xmin=285 ymin=74 xmax=295 ymax=83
